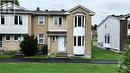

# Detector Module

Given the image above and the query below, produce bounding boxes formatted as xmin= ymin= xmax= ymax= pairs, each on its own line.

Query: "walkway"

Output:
xmin=0 ymin=58 xmax=118 ymax=64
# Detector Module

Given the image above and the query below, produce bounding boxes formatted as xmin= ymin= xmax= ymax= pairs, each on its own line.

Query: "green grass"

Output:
xmin=92 ymin=46 xmax=122 ymax=60
xmin=0 ymin=46 xmax=123 ymax=60
xmin=0 ymin=55 xmax=13 ymax=59
xmin=0 ymin=62 xmax=118 ymax=73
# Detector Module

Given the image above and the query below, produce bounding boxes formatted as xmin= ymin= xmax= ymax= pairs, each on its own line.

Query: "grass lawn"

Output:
xmin=0 ymin=55 xmax=13 ymax=59
xmin=92 ymin=46 xmax=122 ymax=60
xmin=0 ymin=46 xmax=123 ymax=60
xmin=0 ymin=62 xmax=118 ymax=73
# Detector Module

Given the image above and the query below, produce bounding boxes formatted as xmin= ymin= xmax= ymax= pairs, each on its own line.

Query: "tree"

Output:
xmin=41 ymin=44 xmax=48 ymax=56
xmin=93 ymin=24 xmax=97 ymax=30
xmin=20 ymin=34 xmax=38 ymax=56
xmin=0 ymin=0 xmax=19 ymax=6
xmin=118 ymin=35 xmax=130 ymax=73
xmin=91 ymin=24 xmax=97 ymax=31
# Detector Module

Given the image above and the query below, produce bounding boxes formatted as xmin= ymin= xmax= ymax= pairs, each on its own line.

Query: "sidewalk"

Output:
xmin=0 ymin=58 xmax=118 ymax=64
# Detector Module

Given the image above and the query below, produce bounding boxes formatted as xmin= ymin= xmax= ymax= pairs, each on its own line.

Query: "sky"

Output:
xmin=19 ymin=0 xmax=130 ymax=25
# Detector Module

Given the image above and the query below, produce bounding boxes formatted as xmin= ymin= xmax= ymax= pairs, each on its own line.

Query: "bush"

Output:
xmin=41 ymin=45 xmax=48 ymax=56
xmin=3 ymin=51 xmax=16 ymax=55
xmin=20 ymin=34 xmax=38 ymax=56
xmin=118 ymin=35 xmax=130 ymax=73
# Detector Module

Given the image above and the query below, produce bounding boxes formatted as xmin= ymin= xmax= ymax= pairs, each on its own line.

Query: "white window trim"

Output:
xmin=14 ymin=15 xmax=23 ymax=25
xmin=105 ymin=36 xmax=110 ymax=44
xmin=74 ymin=36 xmax=85 ymax=46
xmin=53 ymin=16 xmax=63 ymax=26
xmin=0 ymin=15 xmax=5 ymax=25
xmin=38 ymin=34 xmax=44 ymax=44
xmin=74 ymin=16 xmax=85 ymax=27
xmin=13 ymin=35 xmax=20 ymax=41
xmin=5 ymin=35 xmax=10 ymax=41
xmin=38 ymin=16 xmax=45 ymax=25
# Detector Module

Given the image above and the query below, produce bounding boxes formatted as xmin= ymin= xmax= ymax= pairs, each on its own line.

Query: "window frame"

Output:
xmin=38 ymin=34 xmax=44 ymax=44
xmin=5 ymin=35 xmax=10 ymax=41
xmin=38 ymin=16 xmax=45 ymax=25
xmin=53 ymin=16 xmax=63 ymax=26
xmin=74 ymin=15 xmax=85 ymax=27
xmin=14 ymin=15 xmax=23 ymax=25
xmin=13 ymin=35 xmax=20 ymax=41
xmin=74 ymin=36 xmax=85 ymax=46
xmin=51 ymin=36 xmax=58 ymax=43
xmin=1 ymin=15 xmax=5 ymax=25
xmin=104 ymin=35 xmax=110 ymax=44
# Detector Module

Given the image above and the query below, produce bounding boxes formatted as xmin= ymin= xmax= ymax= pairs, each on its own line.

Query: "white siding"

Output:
xmin=97 ymin=16 xmax=120 ymax=51
xmin=73 ymin=27 xmax=85 ymax=36
xmin=0 ymin=14 xmax=29 ymax=34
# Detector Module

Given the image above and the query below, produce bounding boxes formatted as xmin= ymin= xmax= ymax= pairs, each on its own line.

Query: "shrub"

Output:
xmin=20 ymin=34 xmax=38 ymax=56
xmin=118 ymin=35 xmax=130 ymax=73
xmin=3 ymin=51 xmax=16 ymax=55
xmin=41 ymin=45 xmax=48 ymax=56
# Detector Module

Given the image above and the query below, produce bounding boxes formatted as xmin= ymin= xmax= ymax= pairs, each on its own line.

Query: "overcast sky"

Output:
xmin=19 ymin=0 xmax=130 ymax=25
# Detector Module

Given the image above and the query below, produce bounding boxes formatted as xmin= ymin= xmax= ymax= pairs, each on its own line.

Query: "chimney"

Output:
xmin=61 ymin=9 xmax=65 ymax=11
xmin=45 ymin=9 xmax=49 ymax=11
xmin=36 ymin=7 xmax=40 ymax=11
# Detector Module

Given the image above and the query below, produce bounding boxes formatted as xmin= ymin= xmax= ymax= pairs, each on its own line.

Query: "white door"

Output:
xmin=58 ymin=37 xmax=66 ymax=52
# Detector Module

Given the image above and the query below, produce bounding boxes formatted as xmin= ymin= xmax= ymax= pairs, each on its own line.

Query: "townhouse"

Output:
xmin=97 ymin=15 xmax=130 ymax=52
xmin=0 ymin=2 xmax=95 ymax=58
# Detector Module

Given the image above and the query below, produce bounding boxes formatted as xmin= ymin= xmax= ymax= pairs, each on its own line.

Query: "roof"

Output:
xmin=0 ymin=2 xmax=33 ymax=14
xmin=68 ymin=5 xmax=95 ymax=16
xmin=33 ymin=10 xmax=68 ymax=15
xmin=97 ymin=15 xmax=125 ymax=28
xmin=0 ymin=3 xmax=95 ymax=15
xmin=123 ymin=13 xmax=130 ymax=19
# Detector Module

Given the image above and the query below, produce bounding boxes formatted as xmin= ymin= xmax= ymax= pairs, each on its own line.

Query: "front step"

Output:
xmin=56 ymin=52 xmax=68 ymax=58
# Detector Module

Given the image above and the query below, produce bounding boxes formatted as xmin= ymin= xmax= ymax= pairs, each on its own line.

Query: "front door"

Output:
xmin=0 ymin=35 xmax=2 ymax=48
xmin=58 ymin=37 xmax=66 ymax=52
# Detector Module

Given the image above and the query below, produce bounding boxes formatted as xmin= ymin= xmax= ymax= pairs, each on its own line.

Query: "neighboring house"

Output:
xmin=97 ymin=15 xmax=128 ymax=52
xmin=0 ymin=2 xmax=95 ymax=58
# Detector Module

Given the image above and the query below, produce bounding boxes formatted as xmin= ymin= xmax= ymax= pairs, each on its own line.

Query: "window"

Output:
xmin=105 ymin=36 xmax=110 ymax=44
xmin=78 ymin=37 xmax=81 ymax=46
xmin=54 ymin=16 xmax=63 ymax=25
xmin=5 ymin=35 xmax=10 ymax=41
xmin=128 ymin=20 xmax=130 ymax=29
xmin=38 ymin=16 xmax=45 ymax=25
xmin=14 ymin=35 xmax=20 ymax=41
xmin=14 ymin=15 xmax=23 ymax=25
xmin=74 ymin=16 xmax=85 ymax=27
xmin=74 ymin=37 xmax=76 ymax=46
xmin=1 ymin=15 xmax=4 ymax=25
xmin=105 ymin=25 xmax=107 ymax=28
xmin=51 ymin=36 xmax=58 ymax=42
xmin=82 ymin=36 xmax=84 ymax=46
xmin=38 ymin=34 xmax=44 ymax=44
xmin=74 ymin=36 xmax=84 ymax=46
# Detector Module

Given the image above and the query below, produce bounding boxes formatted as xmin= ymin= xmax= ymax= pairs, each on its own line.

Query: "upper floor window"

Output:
xmin=38 ymin=16 xmax=45 ymax=25
xmin=14 ymin=15 xmax=23 ymax=25
xmin=38 ymin=34 xmax=44 ymax=44
xmin=53 ymin=16 xmax=63 ymax=25
xmin=74 ymin=15 xmax=85 ymax=27
xmin=0 ymin=15 xmax=5 ymax=25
